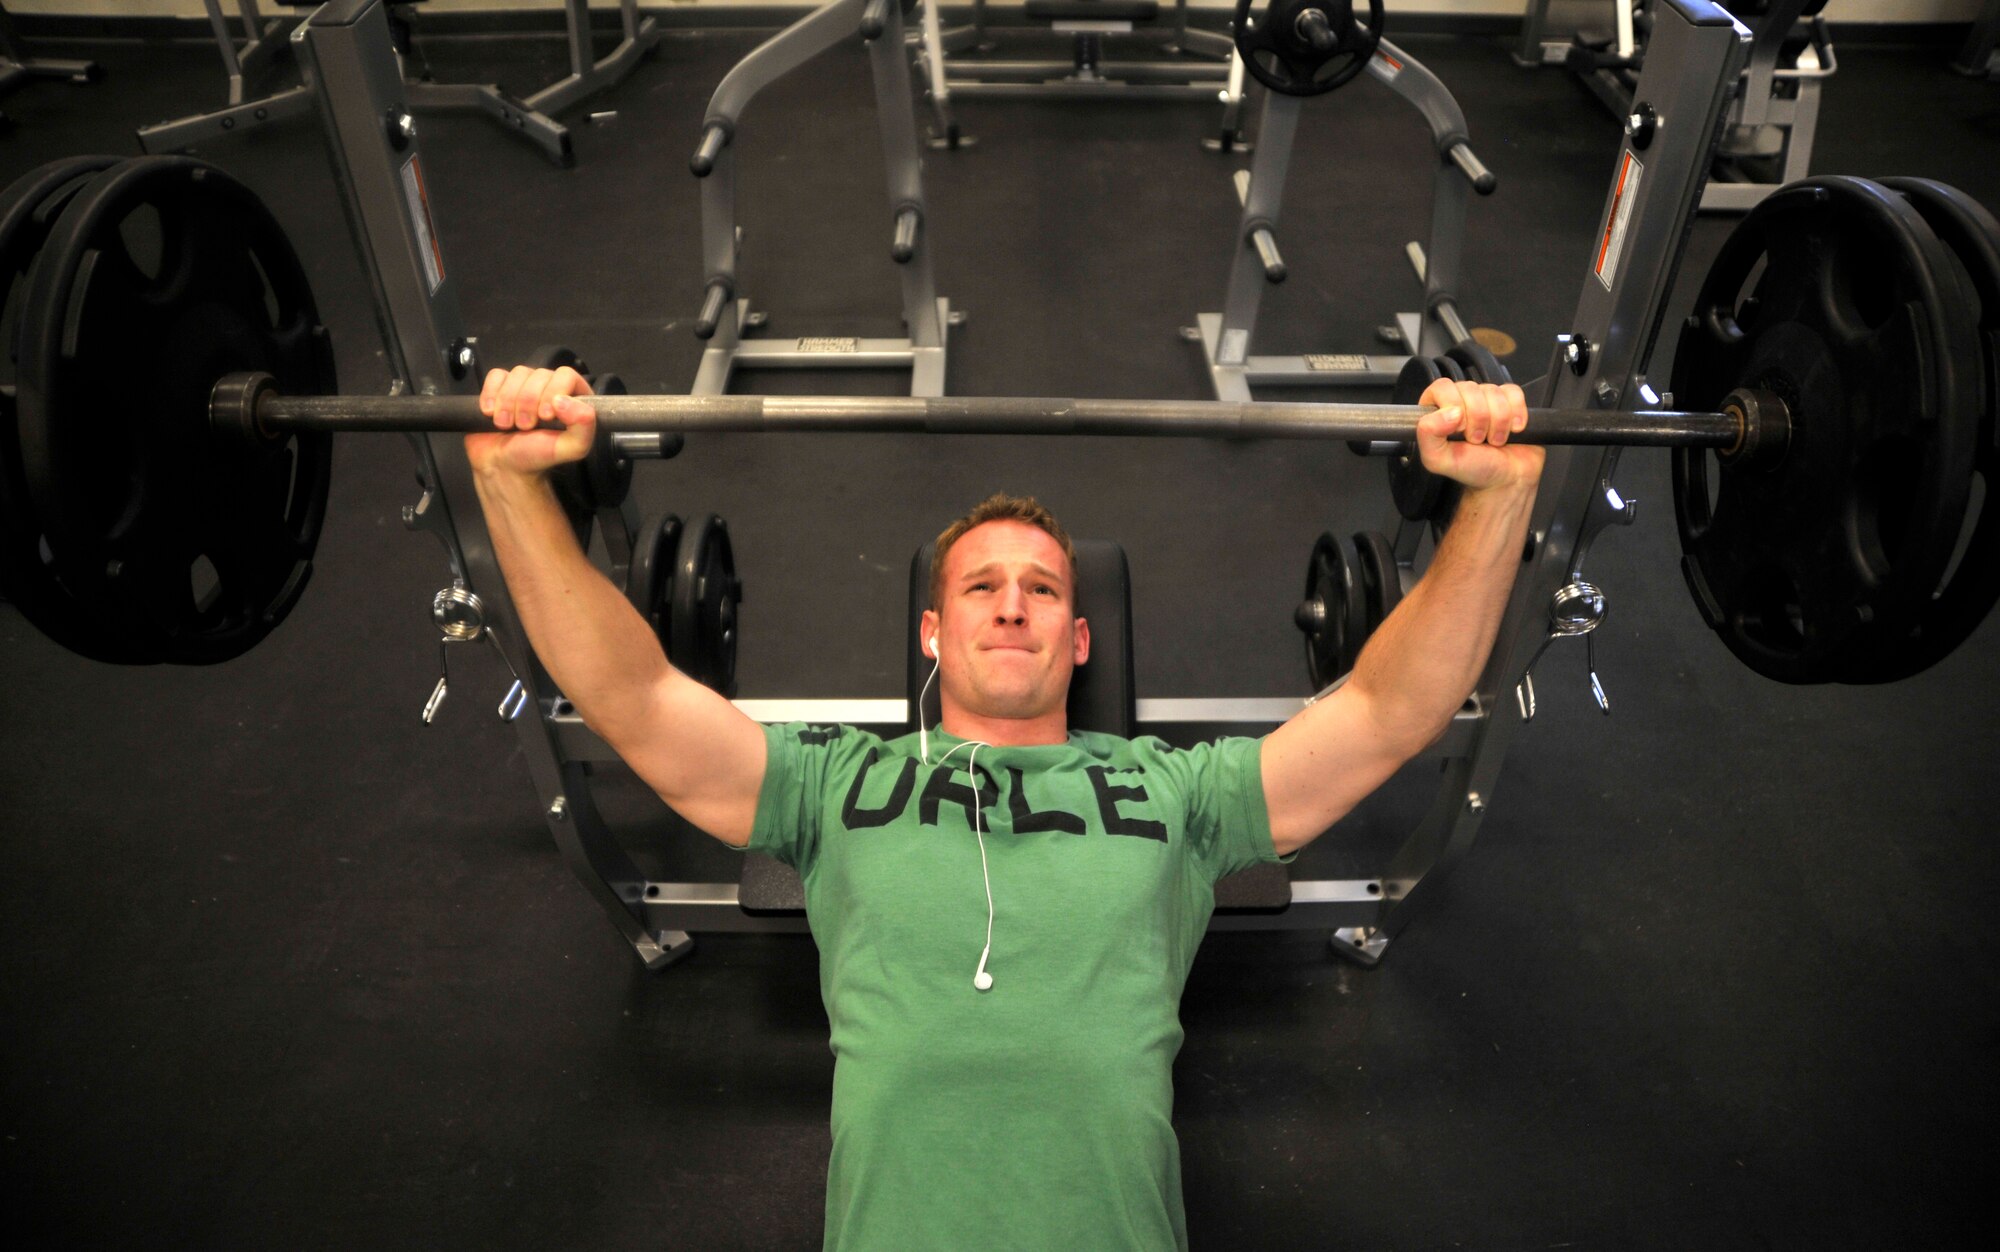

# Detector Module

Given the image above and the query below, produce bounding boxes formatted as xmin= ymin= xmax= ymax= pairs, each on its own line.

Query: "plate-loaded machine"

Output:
xmin=909 ymin=0 xmax=1251 ymax=152
xmin=1517 ymin=0 xmax=1833 ymax=213
xmin=19 ymin=0 xmax=1784 ymax=964
xmin=689 ymin=0 xmax=955 ymax=397
xmin=1188 ymin=1 xmax=1495 ymax=399
xmin=285 ymin=0 xmax=1755 ymax=970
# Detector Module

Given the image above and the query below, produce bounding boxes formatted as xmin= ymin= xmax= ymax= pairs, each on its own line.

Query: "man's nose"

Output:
xmin=995 ymin=582 xmax=1029 ymax=623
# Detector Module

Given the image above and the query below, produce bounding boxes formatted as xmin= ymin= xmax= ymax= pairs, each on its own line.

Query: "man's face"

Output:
xmin=921 ymin=520 xmax=1090 ymax=724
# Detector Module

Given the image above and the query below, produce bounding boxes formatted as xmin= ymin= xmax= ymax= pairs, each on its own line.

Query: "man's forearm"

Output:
xmin=1349 ymin=480 xmax=1539 ymax=749
xmin=471 ymin=467 xmax=672 ymax=735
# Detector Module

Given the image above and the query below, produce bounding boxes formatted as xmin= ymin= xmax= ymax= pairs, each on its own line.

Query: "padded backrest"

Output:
xmin=906 ymin=539 xmax=1135 ymax=738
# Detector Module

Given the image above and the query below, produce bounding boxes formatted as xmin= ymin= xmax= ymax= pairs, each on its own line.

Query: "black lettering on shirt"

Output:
xmin=1006 ymin=767 xmax=1086 ymax=835
xmin=797 ymin=725 xmax=847 ymax=747
xmin=1086 ymin=766 xmax=1168 ymax=843
xmin=919 ymin=763 xmax=1000 ymax=830
xmin=840 ymin=749 xmax=917 ymax=830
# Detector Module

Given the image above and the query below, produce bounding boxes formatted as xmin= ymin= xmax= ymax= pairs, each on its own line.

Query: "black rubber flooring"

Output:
xmin=3 ymin=16 xmax=1998 ymax=1251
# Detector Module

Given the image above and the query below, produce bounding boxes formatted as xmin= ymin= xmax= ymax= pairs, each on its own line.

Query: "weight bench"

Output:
xmin=738 ymin=539 xmax=1291 ymax=915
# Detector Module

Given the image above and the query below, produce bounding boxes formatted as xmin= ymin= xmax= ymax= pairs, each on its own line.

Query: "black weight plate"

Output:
xmin=1351 ymin=529 xmax=1403 ymax=634
xmin=1445 ymin=339 xmax=1512 ymax=388
xmin=1299 ymin=530 xmax=1359 ymax=690
xmin=627 ymin=511 xmax=682 ymax=650
xmin=1848 ymin=178 xmax=2000 ymax=682
xmin=671 ymin=513 xmax=739 ymax=696
xmin=582 ymin=370 xmax=633 ymax=512
xmin=1387 ymin=355 xmax=1447 ymax=523
xmin=16 ymin=156 xmax=336 ymax=666
xmin=1670 ymin=176 xmax=1982 ymax=684
xmin=0 ymin=154 xmax=149 ymax=663
xmin=1232 ymin=0 xmax=1385 ymax=96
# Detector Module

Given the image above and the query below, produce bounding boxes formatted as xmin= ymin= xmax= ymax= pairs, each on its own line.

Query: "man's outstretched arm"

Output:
xmin=1261 ymin=379 xmax=1543 ymax=856
xmin=469 ymin=366 xmax=767 ymax=847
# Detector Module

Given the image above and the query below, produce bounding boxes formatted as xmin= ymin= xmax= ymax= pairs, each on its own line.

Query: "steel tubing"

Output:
xmin=239 ymin=382 xmax=1749 ymax=449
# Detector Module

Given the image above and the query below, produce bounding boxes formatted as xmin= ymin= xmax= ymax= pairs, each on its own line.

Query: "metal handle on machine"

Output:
xmin=892 ymin=206 xmax=921 ymax=263
xmin=1247 ymin=220 xmax=1286 ymax=283
xmin=694 ymin=279 xmax=732 ymax=339
xmin=1447 ymin=140 xmax=1496 ymax=195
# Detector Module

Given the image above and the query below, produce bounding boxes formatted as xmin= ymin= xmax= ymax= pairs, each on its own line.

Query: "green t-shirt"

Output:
xmin=750 ymin=723 xmax=1289 ymax=1251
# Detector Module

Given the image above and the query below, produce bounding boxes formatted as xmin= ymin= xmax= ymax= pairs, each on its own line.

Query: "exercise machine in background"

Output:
xmin=1517 ymin=0 xmax=1834 ymax=212
xmin=687 ymin=0 xmax=957 ymax=397
xmin=139 ymin=0 xmax=660 ymax=166
xmin=1187 ymin=1 xmax=1496 ymax=398
xmin=909 ymin=0 xmax=1252 ymax=152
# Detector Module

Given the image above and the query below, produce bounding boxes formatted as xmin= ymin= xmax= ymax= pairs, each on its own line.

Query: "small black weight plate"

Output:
xmin=1387 ymin=355 xmax=1447 ymax=523
xmin=671 ymin=513 xmax=740 ymax=696
xmin=627 ymin=511 xmax=682 ymax=651
xmin=1350 ymin=529 xmax=1403 ymax=635
xmin=1445 ymin=339 xmax=1511 ymax=388
xmin=0 ymin=154 xmax=147 ymax=663
xmin=16 ymin=156 xmax=336 ymax=666
xmin=1297 ymin=530 xmax=1360 ymax=689
xmin=581 ymin=371 xmax=633 ymax=513
xmin=1846 ymin=177 xmax=2000 ymax=682
xmin=1232 ymin=0 xmax=1384 ymax=97
xmin=1670 ymin=176 xmax=1983 ymax=684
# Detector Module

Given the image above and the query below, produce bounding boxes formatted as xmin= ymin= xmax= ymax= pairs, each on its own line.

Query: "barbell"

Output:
xmin=2 ymin=155 xmax=1994 ymax=690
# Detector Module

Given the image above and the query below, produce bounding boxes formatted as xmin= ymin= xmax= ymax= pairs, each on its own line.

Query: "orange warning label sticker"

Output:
xmin=1594 ymin=151 xmax=1643 ymax=291
xmin=400 ymin=156 xmax=445 ymax=296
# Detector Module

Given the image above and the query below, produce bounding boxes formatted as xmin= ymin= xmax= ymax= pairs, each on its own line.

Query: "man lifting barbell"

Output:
xmin=466 ymin=362 xmax=1539 ymax=1250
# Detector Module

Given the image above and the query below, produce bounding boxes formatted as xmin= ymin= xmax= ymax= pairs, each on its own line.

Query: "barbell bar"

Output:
xmin=213 ymin=372 xmax=1780 ymax=460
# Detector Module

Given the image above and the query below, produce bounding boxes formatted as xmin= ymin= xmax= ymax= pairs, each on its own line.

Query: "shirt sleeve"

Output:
xmin=747 ymin=722 xmax=874 ymax=875
xmin=1141 ymin=735 xmax=1295 ymax=883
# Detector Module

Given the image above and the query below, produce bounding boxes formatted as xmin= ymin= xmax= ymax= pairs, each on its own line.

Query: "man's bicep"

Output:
xmin=1260 ymin=686 xmax=1420 ymax=856
xmin=613 ymin=672 xmax=770 ymax=847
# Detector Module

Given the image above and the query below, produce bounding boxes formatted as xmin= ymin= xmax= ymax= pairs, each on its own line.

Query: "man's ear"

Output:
xmin=1072 ymin=616 xmax=1090 ymax=667
xmin=920 ymin=608 xmax=940 ymax=658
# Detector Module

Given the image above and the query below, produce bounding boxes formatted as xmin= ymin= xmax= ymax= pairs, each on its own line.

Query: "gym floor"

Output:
xmin=4 ymin=13 xmax=1997 ymax=1250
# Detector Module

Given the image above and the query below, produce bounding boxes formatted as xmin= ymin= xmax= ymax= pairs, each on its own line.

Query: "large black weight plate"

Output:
xmin=0 ymin=154 xmax=146 ymax=663
xmin=670 ymin=513 xmax=740 ymax=696
xmin=627 ymin=510 xmax=683 ymax=651
xmin=1845 ymin=177 xmax=2000 ymax=681
xmin=16 ymin=156 xmax=336 ymax=665
xmin=1445 ymin=339 xmax=1511 ymax=388
xmin=530 ymin=346 xmax=635 ymax=533
xmin=1670 ymin=176 xmax=1983 ymax=684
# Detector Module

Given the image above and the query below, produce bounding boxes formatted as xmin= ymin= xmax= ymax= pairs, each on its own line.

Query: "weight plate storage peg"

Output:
xmin=669 ymin=513 xmax=741 ymax=696
xmin=14 ymin=156 xmax=336 ymax=665
xmin=0 ymin=154 xmax=144 ymax=664
xmin=1670 ymin=176 xmax=1984 ymax=684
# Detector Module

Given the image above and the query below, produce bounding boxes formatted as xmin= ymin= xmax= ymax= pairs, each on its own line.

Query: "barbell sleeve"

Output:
xmin=217 ymin=373 xmax=1773 ymax=454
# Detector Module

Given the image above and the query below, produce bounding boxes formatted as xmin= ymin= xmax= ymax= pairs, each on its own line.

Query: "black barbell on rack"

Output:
xmin=3 ymin=156 xmax=1995 ymax=693
xmin=208 ymin=371 xmax=1773 ymax=453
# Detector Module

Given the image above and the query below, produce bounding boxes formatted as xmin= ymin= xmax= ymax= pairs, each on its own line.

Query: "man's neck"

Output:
xmin=937 ymin=706 xmax=1070 ymax=747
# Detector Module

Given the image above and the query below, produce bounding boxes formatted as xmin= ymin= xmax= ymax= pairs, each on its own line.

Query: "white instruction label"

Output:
xmin=1594 ymin=150 xmax=1643 ymax=291
xmin=797 ymin=337 xmax=859 ymax=353
xmin=400 ymin=156 xmax=445 ymax=295
xmin=1305 ymin=354 xmax=1370 ymax=372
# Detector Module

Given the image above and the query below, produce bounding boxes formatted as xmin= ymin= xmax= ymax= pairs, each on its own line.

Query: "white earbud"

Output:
xmin=973 ymin=950 xmax=993 ymax=992
xmin=930 ymin=633 xmax=938 ymax=655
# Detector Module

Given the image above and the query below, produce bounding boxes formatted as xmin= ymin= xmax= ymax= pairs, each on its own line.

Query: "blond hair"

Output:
xmin=929 ymin=493 xmax=1078 ymax=611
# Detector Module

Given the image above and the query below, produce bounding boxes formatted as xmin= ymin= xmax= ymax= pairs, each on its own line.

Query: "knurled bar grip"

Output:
xmin=227 ymin=375 xmax=1753 ymax=449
